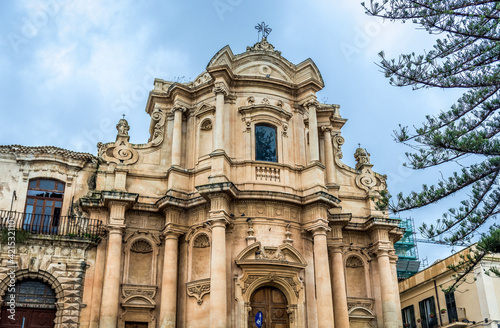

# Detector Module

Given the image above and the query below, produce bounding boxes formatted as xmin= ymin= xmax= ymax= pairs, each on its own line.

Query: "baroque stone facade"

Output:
xmin=0 ymin=38 xmax=403 ymax=328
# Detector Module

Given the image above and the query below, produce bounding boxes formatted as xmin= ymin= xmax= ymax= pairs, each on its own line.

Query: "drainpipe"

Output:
xmin=9 ymin=190 xmax=17 ymax=213
xmin=434 ymin=280 xmax=443 ymax=326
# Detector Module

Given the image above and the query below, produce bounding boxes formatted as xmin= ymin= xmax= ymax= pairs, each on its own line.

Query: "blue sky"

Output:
xmin=0 ymin=0 xmax=471 ymax=264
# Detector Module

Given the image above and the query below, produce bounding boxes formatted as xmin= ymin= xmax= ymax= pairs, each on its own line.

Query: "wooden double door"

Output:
xmin=248 ymin=286 xmax=289 ymax=328
xmin=0 ymin=307 xmax=56 ymax=328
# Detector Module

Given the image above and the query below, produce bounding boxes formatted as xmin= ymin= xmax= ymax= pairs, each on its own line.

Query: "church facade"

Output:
xmin=0 ymin=37 xmax=403 ymax=328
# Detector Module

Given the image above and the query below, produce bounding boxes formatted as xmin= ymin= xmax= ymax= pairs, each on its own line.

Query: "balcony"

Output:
xmin=0 ymin=210 xmax=105 ymax=243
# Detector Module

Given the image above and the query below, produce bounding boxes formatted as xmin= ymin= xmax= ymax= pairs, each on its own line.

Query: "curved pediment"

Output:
xmin=206 ymin=41 xmax=324 ymax=88
xmin=235 ymin=242 xmax=307 ymax=268
xmin=122 ymin=295 xmax=155 ymax=309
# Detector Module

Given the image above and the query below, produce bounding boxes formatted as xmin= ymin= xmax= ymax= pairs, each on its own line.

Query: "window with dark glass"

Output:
xmin=402 ymin=305 xmax=416 ymax=328
xmin=4 ymin=279 xmax=56 ymax=308
xmin=445 ymin=291 xmax=458 ymax=323
xmin=24 ymin=179 xmax=64 ymax=233
xmin=255 ymin=124 xmax=277 ymax=162
xmin=419 ymin=296 xmax=438 ymax=328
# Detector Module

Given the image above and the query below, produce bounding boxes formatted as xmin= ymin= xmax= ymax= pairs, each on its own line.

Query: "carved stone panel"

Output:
xmin=186 ymin=278 xmax=211 ymax=305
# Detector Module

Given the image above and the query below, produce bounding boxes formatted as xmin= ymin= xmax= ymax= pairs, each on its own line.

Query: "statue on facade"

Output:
xmin=354 ymin=146 xmax=371 ymax=170
xmin=116 ymin=117 xmax=130 ymax=137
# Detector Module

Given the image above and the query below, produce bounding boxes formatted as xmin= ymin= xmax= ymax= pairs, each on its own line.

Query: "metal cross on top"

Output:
xmin=255 ymin=22 xmax=272 ymax=41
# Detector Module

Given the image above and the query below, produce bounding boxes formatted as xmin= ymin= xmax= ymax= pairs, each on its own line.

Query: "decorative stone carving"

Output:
xmin=354 ymin=147 xmax=371 ymax=170
xmin=282 ymin=123 xmax=288 ymax=137
xmin=333 ymin=135 xmax=348 ymax=169
xmin=171 ymin=103 xmax=187 ymax=114
xmin=241 ymin=275 xmax=260 ymax=294
xmin=283 ymin=223 xmax=293 ymax=244
xmin=247 ymin=96 xmax=255 ymax=105
xmin=355 ymin=170 xmax=377 ymax=192
xmin=256 ymin=245 xmax=285 ymax=261
xmin=117 ymin=118 xmax=130 ymax=137
xmin=148 ymin=107 xmax=166 ymax=146
xmin=346 ymin=256 xmax=364 ymax=268
xmin=284 ymin=277 xmax=300 ymax=297
xmin=246 ymin=220 xmax=256 ymax=244
xmin=262 ymin=97 xmax=269 ymax=105
xmin=287 ymin=306 xmax=296 ymax=323
xmin=121 ymin=284 xmax=157 ymax=309
xmin=347 ymin=297 xmax=374 ymax=312
xmin=98 ymin=118 xmax=139 ymax=165
xmin=130 ymin=240 xmax=153 ymax=253
xmin=246 ymin=38 xmax=282 ymax=56
xmin=193 ymin=234 xmax=210 ymax=248
xmin=200 ymin=119 xmax=212 ymax=131
xmin=244 ymin=118 xmax=252 ymax=132
xmin=277 ymin=100 xmax=283 ymax=108
xmin=186 ymin=278 xmax=211 ymax=305
xmin=213 ymin=82 xmax=228 ymax=95
xmin=303 ymin=99 xmax=319 ymax=109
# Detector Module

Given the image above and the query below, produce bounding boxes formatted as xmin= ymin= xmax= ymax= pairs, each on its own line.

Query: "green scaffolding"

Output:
xmin=394 ymin=217 xmax=420 ymax=280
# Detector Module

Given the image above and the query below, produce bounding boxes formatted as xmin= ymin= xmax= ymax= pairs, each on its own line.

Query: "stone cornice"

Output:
xmin=0 ymin=144 xmax=97 ymax=165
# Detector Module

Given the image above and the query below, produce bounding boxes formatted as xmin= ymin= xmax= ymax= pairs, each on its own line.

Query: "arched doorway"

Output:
xmin=248 ymin=286 xmax=289 ymax=328
xmin=1 ymin=279 xmax=56 ymax=328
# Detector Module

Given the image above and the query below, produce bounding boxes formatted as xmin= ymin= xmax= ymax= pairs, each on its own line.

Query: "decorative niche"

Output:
xmin=123 ymin=233 xmax=160 ymax=286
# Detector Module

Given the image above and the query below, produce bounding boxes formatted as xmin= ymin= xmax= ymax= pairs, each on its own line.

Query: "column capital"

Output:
xmin=107 ymin=224 xmax=126 ymax=235
xmin=374 ymin=248 xmax=390 ymax=258
xmin=303 ymin=218 xmax=330 ymax=236
xmin=162 ymin=222 xmax=188 ymax=239
xmin=321 ymin=125 xmax=333 ymax=133
xmin=328 ymin=244 xmax=343 ymax=254
xmin=171 ymin=105 xmax=187 ymax=114
xmin=303 ymin=99 xmax=319 ymax=109
xmin=213 ymin=81 xmax=229 ymax=95
xmin=208 ymin=217 xmax=230 ymax=228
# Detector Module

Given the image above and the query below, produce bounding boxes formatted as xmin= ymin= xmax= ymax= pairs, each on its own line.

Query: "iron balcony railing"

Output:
xmin=0 ymin=210 xmax=105 ymax=243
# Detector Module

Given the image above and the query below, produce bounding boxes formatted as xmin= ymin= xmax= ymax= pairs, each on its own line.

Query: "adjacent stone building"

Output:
xmin=0 ymin=37 xmax=403 ymax=328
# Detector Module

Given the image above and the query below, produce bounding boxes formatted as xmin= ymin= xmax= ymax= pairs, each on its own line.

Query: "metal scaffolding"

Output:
xmin=394 ymin=217 xmax=421 ymax=280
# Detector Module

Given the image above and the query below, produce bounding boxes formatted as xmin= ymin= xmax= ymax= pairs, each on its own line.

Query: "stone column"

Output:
xmin=171 ymin=105 xmax=186 ymax=166
xmin=390 ymin=252 xmax=403 ymax=323
xmin=210 ymin=218 xmax=228 ymax=328
xmin=322 ymin=126 xmax=335 ymax=184
xmin=306 ymin=100 xmax=320 ymax=162
xmin=377 ymin=249 xmax=399 ymax=328
xmin=307 ymin=219 xmax=335 ymax=328
xmin=159 ymin=231 xmax=181 ymax=328
xmin=213 ymin=82 xmax=228 ymax=152
xmin=99 ymin=225 xmax=124 ymax=328
xmin=330 ymin=246 xmax=349 ymax=328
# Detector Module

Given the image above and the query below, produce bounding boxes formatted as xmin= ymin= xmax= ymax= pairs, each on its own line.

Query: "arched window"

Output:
xmin=24 ymin=179 xmax=65 ymax=233
xmin=1 ymin=279 xmax=57 ymax=327
xmin=3 ymin=279 xmax=57 ymax=308
xmin=255 ymin=124 xmax=277 ymax=162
